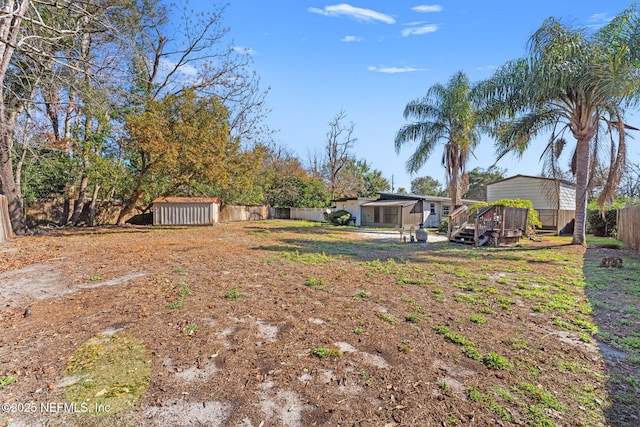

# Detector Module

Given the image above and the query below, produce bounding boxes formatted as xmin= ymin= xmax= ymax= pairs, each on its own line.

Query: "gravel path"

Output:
xmin=353 ymin=228 xmax=449 ymax=243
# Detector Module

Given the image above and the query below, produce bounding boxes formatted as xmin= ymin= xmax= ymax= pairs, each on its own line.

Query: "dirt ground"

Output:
xmin=0 ymin=221 xmax=638 ymax=426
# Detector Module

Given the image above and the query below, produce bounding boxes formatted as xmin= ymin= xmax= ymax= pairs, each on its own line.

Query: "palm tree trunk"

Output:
xmin=572 ymin=137 xmax=591 ymax=245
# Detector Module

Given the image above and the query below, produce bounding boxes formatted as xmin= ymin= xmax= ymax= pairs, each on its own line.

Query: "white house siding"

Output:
xmin=334 ymin=198 xmax=375 ymax=226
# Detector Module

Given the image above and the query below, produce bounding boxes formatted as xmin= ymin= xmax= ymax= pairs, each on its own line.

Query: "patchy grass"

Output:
xmin=2 ymin=223 xmax=639 ymax=426
xmin=64 ymin=333 xmax=151 ymax=416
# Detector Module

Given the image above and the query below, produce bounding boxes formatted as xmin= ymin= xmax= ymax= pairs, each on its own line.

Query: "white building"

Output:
xmin=333 ymin=193 xmax=479 ymax=229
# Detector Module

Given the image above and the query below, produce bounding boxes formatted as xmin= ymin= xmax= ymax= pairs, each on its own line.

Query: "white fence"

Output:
xmin=0 ymin=195 xmax=13 ymax=243
xmin=289 ymin=208 xmax=328 ymax=222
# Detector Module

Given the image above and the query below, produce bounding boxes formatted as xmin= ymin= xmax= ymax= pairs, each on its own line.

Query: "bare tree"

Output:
xmin=0 ymin=0 xmax=125 ymax=233
xmin=115 ymin=1 xmax=271 ymax=224
xmin=619 ymin=161 xmax=640 ymax=200
xmin=323 ymin=111 xmax=357 ymax=200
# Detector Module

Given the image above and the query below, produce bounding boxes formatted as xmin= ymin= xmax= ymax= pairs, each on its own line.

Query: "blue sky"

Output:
xmin=190 ymin=1 xmax=639 ymax=192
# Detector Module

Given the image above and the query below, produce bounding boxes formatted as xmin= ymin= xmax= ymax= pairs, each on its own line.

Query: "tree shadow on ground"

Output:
xmin=582 ymin=245 xmax=640 ymax=427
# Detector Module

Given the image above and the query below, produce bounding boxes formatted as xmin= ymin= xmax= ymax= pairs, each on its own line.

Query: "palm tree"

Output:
xmin=477 ymin=6 xmax=640 ymax=245
xmin=395 ymin=71 xmax=481 ymax=208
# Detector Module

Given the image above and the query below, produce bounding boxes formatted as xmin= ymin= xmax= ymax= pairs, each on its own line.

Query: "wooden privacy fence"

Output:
xmin=0 ymin=195 xmax=14 ymax=243
xmin=618 ymin=204 xmax=640 ymax=251
xmin=220 ymin=205 xmax=270 ymax=222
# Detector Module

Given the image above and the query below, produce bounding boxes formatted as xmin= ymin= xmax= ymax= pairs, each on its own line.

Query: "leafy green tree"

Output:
xmin=463 ymin=167 xmax=506 ymax=201
xmin=395 ymin=71 xmax=482 ymax=208
xmin=266 ymin=176 xmax=328 ymax=208
xmin=357 ymin=160 xmax=390 ymax=197
xmin=410 ymin=176 xmax=445 ymax=196
xmin=477 ymin=6 xmax=640 ymax=244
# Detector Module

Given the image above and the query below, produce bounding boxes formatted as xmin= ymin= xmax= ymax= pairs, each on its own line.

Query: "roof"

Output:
xmin=487 ymin=174 xmax=576 ymax=188
xmin=361 ymin=200 xmax=417 ymax=208
xmin=377 ymin=192 xmax=481 ymax=204
xmin=152 ymin=197 xmax=220 ymax=204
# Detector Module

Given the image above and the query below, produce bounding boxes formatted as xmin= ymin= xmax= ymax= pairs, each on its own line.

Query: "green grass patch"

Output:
xmin=405 ymin=314 xmax=421 ymax=323
xmin=224 ymin=288 xmax=241 ymax=300
xmin=377 ymin=313 xmax=396 ymax=324
xmin=520 ymin=382 xmax=563 ymax=411
xmin=282 ymin=250 xmax=334 ymax=265
xmin=177 ymin=282 xmax=193 ymax=297
xmin=354 ymin=291 xmax=372 ymax=300
xmin=434 ymin=325 xmax=476 ymax=347
xmin=468 ymin=314 xmax=487 ymax=324
xmin=0 ymin=375 xmax=18 ymax=388
xmin=483 ymin=352 xmax=513 ymax=370
xmin=304 ymin=277 xmax=326 ymax=290
xmin=64 ymin=333 xmax=151 ymax=416
xmin=312 ymin=347 xmax=341 ymax=358
xmin=168 ymin=299 xmax=185 ymax=309
xmin=396 ymin=275 xmax=432 ymax=285
xmin=461 ymin=346 xmax=482 ymax=360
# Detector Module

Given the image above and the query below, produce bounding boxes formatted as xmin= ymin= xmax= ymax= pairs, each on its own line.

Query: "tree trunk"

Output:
xmin=116 ymin=188 xmax=143 ymax=225
xmin=0 ymin=0 xmax=30 ymax=235
xmin=68 ymin=174 xmax=89 ymax=226
xmin=0 ymin=146 xmax=28 ymax=234
xmin=572 ymin=136 xmax=591 ymax=245
xmin=88 ymin=184 xmax=100 ymax=227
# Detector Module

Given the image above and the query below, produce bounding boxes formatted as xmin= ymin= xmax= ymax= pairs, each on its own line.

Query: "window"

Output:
xmin=430 ymin=203 xmax=436 ymax=215
xmin=443 ymin=205 xmax=450 ymax=217
xmin=383 ymin=207 xmax=398 ymax=225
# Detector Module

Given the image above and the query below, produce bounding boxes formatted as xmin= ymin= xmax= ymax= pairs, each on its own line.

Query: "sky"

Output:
xmin=188 ymin=1 xmax=640 ymax=193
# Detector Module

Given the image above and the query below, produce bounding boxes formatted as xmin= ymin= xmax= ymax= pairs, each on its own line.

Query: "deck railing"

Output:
xmin=474 ymin=206 xmax=495 ymax=246
xmin=448 ymin=205 xmax=469 ymax=239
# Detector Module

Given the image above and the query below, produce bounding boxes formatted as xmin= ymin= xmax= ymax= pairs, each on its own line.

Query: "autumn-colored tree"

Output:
xmin=118 ymin=88 xmax=255 ymax=224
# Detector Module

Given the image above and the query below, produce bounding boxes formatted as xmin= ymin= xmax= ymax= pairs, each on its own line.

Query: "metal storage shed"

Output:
xmin=152 ymin=197 xmax=220 ymax=225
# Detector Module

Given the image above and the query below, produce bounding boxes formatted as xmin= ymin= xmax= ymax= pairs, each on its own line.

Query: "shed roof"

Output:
xmin=153 ymin=196 xmax=220 ymax=204
xmin=376 ymin=192 xmax=481 ymax=204
xmin=487 ymin=174 xmax=575 ymax=188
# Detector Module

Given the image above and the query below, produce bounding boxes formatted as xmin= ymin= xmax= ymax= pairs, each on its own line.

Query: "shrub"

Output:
xmin=323 ymin=209 xmax=353 ymax=226
xmin=586 ymin=206 xmax=617 ymax=237
xmin=470 ymin=199 xmax=541 ymax=230
xmin=438 ymin=217 xmax=449 ymax=233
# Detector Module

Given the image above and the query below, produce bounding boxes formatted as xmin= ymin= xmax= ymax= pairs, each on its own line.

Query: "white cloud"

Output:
xmin=412 ymin=5 xmax=442 ymax=13
xmin=476 ymin=65 xmax=497 ymax=71
xmin=588 ymin=12 xmax=610 ymax=23
xmin=401 ymin=24 xmax=438 ymax=37
xmin=341 ymin=35 xmax=362 ymax=42
xmin=368 ymin=65 xmax=425 ymax=74
xmin=159 ymin=58 xmax=199 ymax=78
xmin=309 ymin=4 xmax=395 ymax=24
xmin=233 ymin=46 xmax=256 ymax=55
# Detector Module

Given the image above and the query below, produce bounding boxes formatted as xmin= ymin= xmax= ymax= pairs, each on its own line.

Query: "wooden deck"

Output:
xmin=448 ymin=205 xmax=529 ymax=247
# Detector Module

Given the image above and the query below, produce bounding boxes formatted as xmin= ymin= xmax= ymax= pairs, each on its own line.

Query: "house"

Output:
xmin=152 ymin=197 xmax=220 ymax=226
xmin=335 ymin=193 xmax=479 ymax=229
xmin=486 ymin=175 xmax=575 ymax=235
